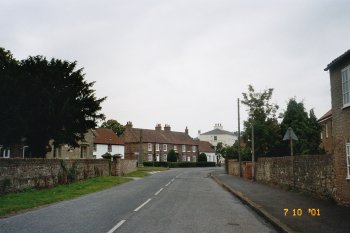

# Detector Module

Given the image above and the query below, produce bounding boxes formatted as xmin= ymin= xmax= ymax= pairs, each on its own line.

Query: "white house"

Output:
xmin=198 ymin=141 xmax=217 ymax=163
xmin=93 ymin=128 xmax=124 ymax=159
xmin=198 ymin=123 xmax=237 ymax=147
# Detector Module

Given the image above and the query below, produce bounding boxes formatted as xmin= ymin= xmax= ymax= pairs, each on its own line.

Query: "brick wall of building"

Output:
xmin=320 ymin=118 xmax=333 ymax=154
xmin=0 ymin=158 xmax=137 ymax=193
xmin=328 ymin=54 xmax=350 ymax=206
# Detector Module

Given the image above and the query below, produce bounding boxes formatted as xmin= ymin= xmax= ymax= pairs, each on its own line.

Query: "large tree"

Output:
xmin=280 ymin=98 xmax=321 ymax=154
xmin=101 ymin=119 xmax=125 ymax=136
xmin=241 ymin=85 xmax=282 ymax=158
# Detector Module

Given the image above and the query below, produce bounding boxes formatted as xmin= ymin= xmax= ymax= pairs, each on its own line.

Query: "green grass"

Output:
xmin=0 ymin=176 xmax=131 ymax=217
xmin=138 ymin=166 xmax=168 ymax=172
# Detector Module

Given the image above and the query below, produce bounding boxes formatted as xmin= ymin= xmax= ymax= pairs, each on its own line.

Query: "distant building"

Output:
xmin=318 ymin=110 xmax=333 ymax=154
xmin=197 ymin=141 xmax=216 ymax=162
xmin=122 ymin=122 xmax=198 ymax=162
xmin=198 ymin=123 xmax=237 ymax=147
xmin=92 ymin=128 xmax=124 ymax=159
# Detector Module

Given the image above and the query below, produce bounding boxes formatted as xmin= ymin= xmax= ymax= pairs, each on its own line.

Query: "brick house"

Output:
xmin=122 ymin=122 xmax=198 ymax=163
xmin=318 ymin=109 xmax=333 ymax=154
xmin=325 ymin=49 xmax=350 ymax=206
xmin=92 ymin=128 xmax=124 ymax=159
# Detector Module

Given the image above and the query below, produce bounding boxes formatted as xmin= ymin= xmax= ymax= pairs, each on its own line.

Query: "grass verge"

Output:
xmin=0 ymin=176 xmax=131 ymax=217
xmin=124 ymin=166 xmax=168 ymax=178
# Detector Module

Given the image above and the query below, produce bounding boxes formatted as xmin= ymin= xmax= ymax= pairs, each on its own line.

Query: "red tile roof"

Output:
xmin=318 ymin=110 xmax=332 ymax=123
xmin=198 ymin=141 xmax=215 ymax=153
xmin=93 ymin=128 xmax=124 ymax=145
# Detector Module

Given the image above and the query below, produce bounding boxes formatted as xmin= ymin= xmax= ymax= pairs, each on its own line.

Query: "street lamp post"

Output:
xmin=22 ymin=146 xmax=29 ymax=158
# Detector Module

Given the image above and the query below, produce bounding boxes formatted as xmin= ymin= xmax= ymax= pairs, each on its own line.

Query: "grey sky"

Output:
xmin=1 ymin=0 xmax=349 ymax=137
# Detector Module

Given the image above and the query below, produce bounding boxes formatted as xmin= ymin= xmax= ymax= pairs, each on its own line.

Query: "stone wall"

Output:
xmin=228 ymin=155 xmax=335 ymax=201
xmin=0 ymin=158 xmax=137 ymax=193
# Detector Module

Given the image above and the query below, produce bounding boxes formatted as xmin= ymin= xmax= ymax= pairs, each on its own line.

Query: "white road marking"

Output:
xmin=154 ymin=188 xmax=163 ymax=196
xmin=107 ymin=220 xmax=126 ymax=233
xmin=165 ymin=181 xmax=171 ymax=186
xmin=171 ymin=178 xmax=175 ymax=182
xmin=134 ymin=198 xmax=152 ymax=212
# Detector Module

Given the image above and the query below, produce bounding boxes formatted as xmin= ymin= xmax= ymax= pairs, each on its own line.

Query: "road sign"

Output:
xmin=283 ymin=127 xmax=298 ymax=141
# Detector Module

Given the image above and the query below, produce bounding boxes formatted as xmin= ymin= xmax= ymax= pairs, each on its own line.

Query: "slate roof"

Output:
xmin=318 ymin=110 xmax=332 ymax=123
xmin=324 ymin=49 xmax=350 ymax=71
xmin=201 ymin=128 xmax=235 ymax=136
xmin=93 ymin=128 xmax=124 ymax=145
xmin=198 ymin=141 xmax=215 ymax=153
xmin=123 ymin=128 xmax=197 ymax=145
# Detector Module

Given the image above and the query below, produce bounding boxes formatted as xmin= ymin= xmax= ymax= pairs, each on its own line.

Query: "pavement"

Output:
xmin=211 ymin=169 xmax=350 ymax=233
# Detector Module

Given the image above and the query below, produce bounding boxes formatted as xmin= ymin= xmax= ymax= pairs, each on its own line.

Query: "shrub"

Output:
xmin=143 ymin=162 xmax=168 ymax=167
xmin=167 ymin=149 xmax=177 ymax=162
xmin=102 ymin=152 xmax=112 ymax=159
xmin=198 ymin=153 xmax=207 ymax=162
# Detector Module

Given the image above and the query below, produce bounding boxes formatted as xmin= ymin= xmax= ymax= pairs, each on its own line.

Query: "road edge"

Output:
xmin=211 ymin=174 xmax=297 ymax=233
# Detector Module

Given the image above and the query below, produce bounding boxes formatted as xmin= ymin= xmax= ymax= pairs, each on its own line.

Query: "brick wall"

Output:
xmin=0 ymin=158 xmax=137 ymax=193
xmin=228 ymin=155 xmax=336 ymax=201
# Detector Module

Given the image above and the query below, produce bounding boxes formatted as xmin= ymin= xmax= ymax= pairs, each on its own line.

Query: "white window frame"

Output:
xmin=182 ymin=155 xmax=186 ymax=161
xmin=3 ymin=149 xmax=10 ymax=158
xmin=163 ymin=144 xmax=167 ymax=151
xmin=214 ymin=136 xmax=217 ymax=141
xmin=320 ymin=130 xmax=323 ymax=140
xmin=187 ymin=156 xmax=191 ymax=162
xmin=325 ymin=123 xmax=328 ymax=139
xmin=192 ymin=145 xmax=196 ymax=152
xmin=108 ymin=144 xmax=112 ymax=152
xmin=346 ymin=143 xmax=350 ymax=179
xmin=182 ymin=145 xmax=186 ymax=152
xmin=342 ymin=66 xmax=350 ymax=108
xmin=163 ymin=154 xmax=167 ymax=162
xmin=174 ymin=145 xmax=177 ymax=151
xmin=156 ymin=154 xmax=160 ymax=162
xmin=148 ymin=143 xmax=152 ymax=152
xmin=156 ymin=144 xmax=160 ymax=151
xmin=148 ymin=154 xmax=153 ymax=162
xmin=192 ymin=156 xmax=196 ymax=162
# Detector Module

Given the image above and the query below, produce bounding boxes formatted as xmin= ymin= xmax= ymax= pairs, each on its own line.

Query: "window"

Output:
xmin=163 ymin=144 xmax=167 ymax=151
xmin=148 ymin=154 xmax=153 ymax=161
xmin=156 ymin=154 xmax=160 ymax=162
xmin=347 ymin=143 xmax=350 ymax=179
xmin=342 ymin=66 xmax=350 ymax=107
xmin=192 ymin=156 xmax=196 ymax=162
xmin=320 ymin=131 xmax=323 ymax=140
xmin=325 ymin=123 xmax=328 ymax=138
xmin=182 ymin=155 xmax=186 ymax=161
xmin=174 ymin=145 xmax=177 ymax=151
xmin=108 ymin=144 xmax=112 ymax=152
xmin=182 ymin=145 xmax=186 ymax=152
xmin=163 ymin=154 xmax=167 ymax=161
xmin=192 ymin=146 xmax=196 ymax=152
xmin=2 ymin=149 xmax=10 ymax=158
xmin=214 ymin=136 xmax=217 ymax=141
xmin=148 ymin=143 xmax=152 ymax=152
xmin=187 ymin=156 xmax=190 ymax=162
xmin=156 ymin=144 xmax=160 ymax=151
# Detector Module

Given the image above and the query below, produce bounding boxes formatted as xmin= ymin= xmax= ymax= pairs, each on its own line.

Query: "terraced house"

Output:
xmin=325 ymin=49 xmax=350 ymax=206
xmin=122 ymin=122 xmax=198 ymax=163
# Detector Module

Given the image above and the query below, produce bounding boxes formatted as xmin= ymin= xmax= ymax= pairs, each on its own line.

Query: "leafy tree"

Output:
xmin=198 ymin=152 xmax=207 ymax=162
xmin=280 ymin=98 xmax=321 ymax=154
xmin=101 ymin=119 xmax=125 ymax=136
xmin=241 ymin=85 xmax=281 ymax=158
xmin=167 ymin=149 xmax=177 ymax=162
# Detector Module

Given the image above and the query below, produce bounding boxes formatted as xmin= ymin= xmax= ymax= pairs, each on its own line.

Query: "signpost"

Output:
xmin=283 ymin=127 xmax=298 ymax=156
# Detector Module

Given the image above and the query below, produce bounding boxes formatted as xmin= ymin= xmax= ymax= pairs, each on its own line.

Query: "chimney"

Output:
xmin=155 ymin=123 xmax=162 ymax=131
xmin=198 ymin=130 xmax=201 ymax=136
xmin=125 ymin=121 xmax=133 ymax=130
xmin=164 ymin=124 xmax=171 ymax=132
xmin=214 ymin=123 xmax=223 ymax=130
xmin=185 ymin=126 xmax=188 ymax=135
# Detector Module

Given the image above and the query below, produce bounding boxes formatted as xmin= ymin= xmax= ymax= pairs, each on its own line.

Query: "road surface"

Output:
xmin=0 ymin=167 xmax=276 ymax=233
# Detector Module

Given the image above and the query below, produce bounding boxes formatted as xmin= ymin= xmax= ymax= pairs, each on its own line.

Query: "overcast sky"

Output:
xmin=1 ymin=0 xmax=349 ymax=137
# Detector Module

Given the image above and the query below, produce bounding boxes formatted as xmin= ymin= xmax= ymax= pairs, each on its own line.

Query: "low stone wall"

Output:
xmin=0 ymin=158 xmax=137 ymax=193
xmin=228 ymin=155 xmax=335 ymax=200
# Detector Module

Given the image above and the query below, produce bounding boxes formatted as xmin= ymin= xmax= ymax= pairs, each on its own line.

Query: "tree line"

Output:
xmin=217 ymin=85 xmax=323 ymax=162
xmin=0 ymin=47 xmax=106 ymax=157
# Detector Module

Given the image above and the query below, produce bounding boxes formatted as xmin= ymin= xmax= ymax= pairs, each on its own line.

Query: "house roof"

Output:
xmin=201 ymin=128 xmax=235 ymax=136
xmin=324 ymin=49 xmax=350 ymax=71
xmin=122 ymin=128 xmax=198 ymax=145
xmin=198 ymin=141 xmax=215 ymax=153
xmin=318 ymin=109 xmax=332 ymax=123
xmin=93 ymin=128 xmax=124 ymax=145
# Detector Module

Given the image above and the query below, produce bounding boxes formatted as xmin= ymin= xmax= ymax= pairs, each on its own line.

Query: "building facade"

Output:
xmin=198 ymin=123 xmax=237 ymax=147
xmin=197 ymin=141 xmax=217 ymax=163
xmin=122 ymin=122 xmax=198 ymax=163
xmin=318 ymin=110 xmax=333 ymax=154
xmin=325 ymin=50 xmax=350 ymax=206
xmin=92 ymin=128 xmax=124 ymax=159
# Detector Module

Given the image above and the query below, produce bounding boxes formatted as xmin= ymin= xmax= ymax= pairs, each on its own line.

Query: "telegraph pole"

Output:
xmin=251 ymin=121 xmax=255 ymax=181
xmin=238 ymin=98 xmax=242 ymax=177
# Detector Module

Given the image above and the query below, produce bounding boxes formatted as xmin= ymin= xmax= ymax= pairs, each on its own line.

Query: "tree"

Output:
xmin=101 ymin=119 xmax=125 ymax=136
xmin=198 ymin=152 xmax=207 ymax=162
xmin=167 ymin=149 xmax=177 ymax=162
xmin=280 ymin=98 xmax=321 ymax=154
xmin=18 ymin=55 xmax=106 ymax=157
xmin=241 ymin=85 xmax=281 ymax=158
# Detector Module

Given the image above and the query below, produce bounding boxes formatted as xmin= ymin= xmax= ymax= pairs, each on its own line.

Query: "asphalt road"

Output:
xmin=0 ymin=167 xmax=277 ymax=233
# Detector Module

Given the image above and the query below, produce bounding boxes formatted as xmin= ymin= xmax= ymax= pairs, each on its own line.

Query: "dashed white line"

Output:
xmin=165 ymin=181 xmax=171 ymax=186
xmin=171 ymin=178 xmax=175 ymax=182
xmin=107 ymin=220 xmax=126 ymax=233
xmin=134 ymin=198 xmax=152 ymax=212
xmin=154 ymin=188 xmax=163 ymax=196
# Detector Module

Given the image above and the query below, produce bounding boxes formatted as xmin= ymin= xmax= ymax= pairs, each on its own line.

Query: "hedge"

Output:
xmin=143 ymin=161 xmax=216 ymax=168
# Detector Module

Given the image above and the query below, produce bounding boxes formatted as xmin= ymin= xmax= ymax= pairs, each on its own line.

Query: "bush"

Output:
xmin=143 ymin=162 xmax=168 ymax=167
xmin=102 ymin=152 xmax=112 ymax=159
xmin=198 ymin=153 xmax=207 ymax=162
xmin=167 ymin=162 xmax=216 ymax=168
xmin=167 ymin=149 xmax=177 ymax=162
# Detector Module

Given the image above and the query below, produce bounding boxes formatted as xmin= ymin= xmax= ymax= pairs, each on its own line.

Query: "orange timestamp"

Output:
xmin=283 ymin=208 xmax=321 ymax=217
